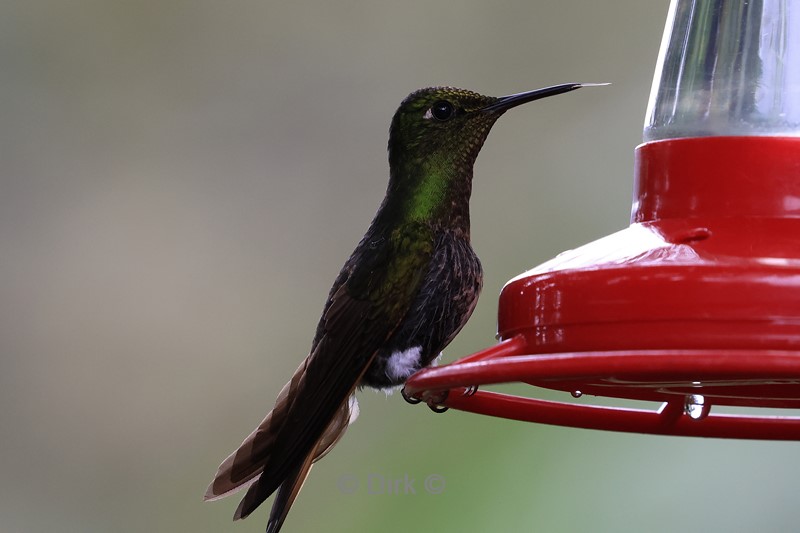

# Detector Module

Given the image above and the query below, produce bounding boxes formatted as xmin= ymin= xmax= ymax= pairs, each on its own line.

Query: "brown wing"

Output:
xmin=205 ymin=223 xmax=435 ymax=519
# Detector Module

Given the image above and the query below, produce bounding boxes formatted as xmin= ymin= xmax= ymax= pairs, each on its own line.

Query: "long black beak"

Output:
xmin=482 ymin=82 xmax=609 ymax=114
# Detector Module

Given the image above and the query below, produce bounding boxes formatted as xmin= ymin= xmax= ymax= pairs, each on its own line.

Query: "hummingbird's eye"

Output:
xmin=430 ymin=100 xmax=455 ymax=121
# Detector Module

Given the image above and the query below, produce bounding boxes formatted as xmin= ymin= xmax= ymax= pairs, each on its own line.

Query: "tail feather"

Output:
xmin=204 ymin=359 xmax=309 ymax=502
xmin=265 ymin=455 xmax=314 ymax=533
xmin=229 ymin=394 xmax=360 ymax=524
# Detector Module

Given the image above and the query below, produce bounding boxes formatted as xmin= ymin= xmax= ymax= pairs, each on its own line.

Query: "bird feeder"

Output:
xmin=404 ymin=0 xmax=800 ymax=439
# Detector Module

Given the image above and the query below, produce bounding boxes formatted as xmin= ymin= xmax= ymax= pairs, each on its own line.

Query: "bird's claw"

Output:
xmin=428 ymin=403 xmax=449 ymax=413
xmin=425 ymin=390 xmax=449 ymax=413
xmin=401 ymin=387 xmax=422 ymax=404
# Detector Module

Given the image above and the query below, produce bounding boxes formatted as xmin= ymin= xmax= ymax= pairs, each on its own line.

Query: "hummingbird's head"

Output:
xmin=387 ymin=84 xmax=590 ymax=172
xmin=388 ymin=87 xmax=499 ymax=172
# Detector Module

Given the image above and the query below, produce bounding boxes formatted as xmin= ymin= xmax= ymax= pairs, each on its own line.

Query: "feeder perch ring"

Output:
xmin=404 ymin=336 xmax=800 ymax=440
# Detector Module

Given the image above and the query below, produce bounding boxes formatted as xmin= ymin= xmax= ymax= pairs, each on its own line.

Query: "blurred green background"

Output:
xmin=2 ymin=1 xmax=799 ymax=532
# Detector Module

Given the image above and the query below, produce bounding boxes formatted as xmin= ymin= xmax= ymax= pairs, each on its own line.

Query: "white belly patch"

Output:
xmin=386 ymin=346 xmax=423 ymax=381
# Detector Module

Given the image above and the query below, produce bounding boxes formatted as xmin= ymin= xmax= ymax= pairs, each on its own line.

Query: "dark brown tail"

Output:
xmin=206 ymin=391 xmax=359 ymax=531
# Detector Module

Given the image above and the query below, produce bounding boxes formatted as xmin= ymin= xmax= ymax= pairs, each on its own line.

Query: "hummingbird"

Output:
xmin=205 ymin=82 xmax=602 ymax=532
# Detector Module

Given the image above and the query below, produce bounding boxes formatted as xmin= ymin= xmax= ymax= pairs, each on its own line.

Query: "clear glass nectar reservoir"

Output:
xmin=645 ymin=0 xmax=800 ymax=141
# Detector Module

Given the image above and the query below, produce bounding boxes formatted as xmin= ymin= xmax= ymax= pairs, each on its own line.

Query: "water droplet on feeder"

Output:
xmin=684 ymin=394 xmax=710 ymax=420
xmin=571 ymin=390 xmax=583 ymax=398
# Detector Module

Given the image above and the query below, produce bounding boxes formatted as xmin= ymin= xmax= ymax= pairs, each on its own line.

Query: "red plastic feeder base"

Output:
xmin=404 ymin=137 xmax=800 ymax=440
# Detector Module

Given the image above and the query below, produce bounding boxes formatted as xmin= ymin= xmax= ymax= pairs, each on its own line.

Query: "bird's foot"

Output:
xmin=402 ymin=387 xmax=449 ymax=412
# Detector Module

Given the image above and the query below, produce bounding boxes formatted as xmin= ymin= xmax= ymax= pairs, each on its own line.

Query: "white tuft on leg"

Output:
xmin=386 ymin=346 xmax=423 ymax=382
